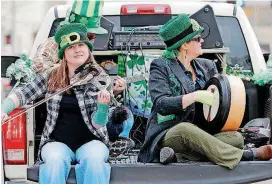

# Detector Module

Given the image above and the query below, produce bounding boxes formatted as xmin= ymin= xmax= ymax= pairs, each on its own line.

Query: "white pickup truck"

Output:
xmin=2 ymin=1 xmax=272 ymax=184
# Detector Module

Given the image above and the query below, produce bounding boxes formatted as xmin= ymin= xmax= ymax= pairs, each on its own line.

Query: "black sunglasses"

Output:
xmin=190 ymin=36 xmax=202 ymax=42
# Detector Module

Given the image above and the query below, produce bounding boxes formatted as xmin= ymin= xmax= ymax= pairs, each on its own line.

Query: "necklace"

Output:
xmin=175 ymin=57 xmax=192 ymax=71
xmin=186 ymin=63 xmax=192 ymax=71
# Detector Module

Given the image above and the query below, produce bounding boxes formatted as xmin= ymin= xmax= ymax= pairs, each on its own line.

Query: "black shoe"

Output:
xmin=160 ymin=147 xmax=175 ymax=164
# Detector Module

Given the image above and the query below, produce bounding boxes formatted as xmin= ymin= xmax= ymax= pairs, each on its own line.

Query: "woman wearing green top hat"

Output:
xmin=2 ymin=23 xmax=112 ymax=184
xmin=31 ymin=0 xmax=133 ymax=152
xmin=137 ymin=14 xmax=272 ymax=169
xmin=33 ymin=0 xmax=106 ymax=70
xmin=33 ymin=0 xmax=126 ymax=95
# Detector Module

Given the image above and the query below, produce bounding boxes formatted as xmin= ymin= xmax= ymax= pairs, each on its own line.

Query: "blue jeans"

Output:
xmin=39 ymin=140 xmax=110 ymax=184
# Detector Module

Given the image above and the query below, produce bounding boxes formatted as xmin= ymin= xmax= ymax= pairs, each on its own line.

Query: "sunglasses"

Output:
xmin=87 ymin=33 xmax=97 ymax=41
xmin=190 ymin=36 xmax=202 ymax=42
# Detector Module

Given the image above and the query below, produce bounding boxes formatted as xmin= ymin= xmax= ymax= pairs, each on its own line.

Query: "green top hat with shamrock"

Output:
xmin=54 ymin=23 xmax=94 ymax=59
xmin=68 ymin=0 xmax=107 ymax=35
xmin=159 ymin=14 xmax=204 ymax=59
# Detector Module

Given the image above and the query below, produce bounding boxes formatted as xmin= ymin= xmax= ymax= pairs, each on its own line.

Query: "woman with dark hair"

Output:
xmin=138 ymin=14 xmax=272 ymax=169
xmin=2 ymin=23 xmax=112 ymax=184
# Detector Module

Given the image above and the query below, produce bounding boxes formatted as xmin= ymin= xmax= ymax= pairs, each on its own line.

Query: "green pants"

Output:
xmin=161 ymin=123 xmax=244 ymax=169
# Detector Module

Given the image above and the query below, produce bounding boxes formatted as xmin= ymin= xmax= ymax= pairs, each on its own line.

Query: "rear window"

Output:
xmin=216 ymin=16 xmax=252 ymax=72
xmin=48 ymin=15 xmax=253 ymax=72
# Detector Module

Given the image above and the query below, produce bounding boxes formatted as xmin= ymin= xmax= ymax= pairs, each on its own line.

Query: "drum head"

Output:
xmin=194 ymin=74 xmax=245 ymax=135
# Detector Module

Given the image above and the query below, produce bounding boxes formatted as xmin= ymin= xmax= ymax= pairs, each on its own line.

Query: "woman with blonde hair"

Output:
xmin=138 ymin=14 xmax=272 ymax=169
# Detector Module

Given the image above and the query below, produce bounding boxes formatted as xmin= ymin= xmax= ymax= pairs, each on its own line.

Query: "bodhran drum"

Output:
xmin=194 ymin=74 xmax=246 ymax=135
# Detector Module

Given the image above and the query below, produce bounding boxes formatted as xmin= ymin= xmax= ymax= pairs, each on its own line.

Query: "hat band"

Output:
xmin=164 ymin=25 xmax=194 ymax=47
xmin=59 ymin=33 xmax=88 ymax=49
xmin=60 ymin=32 xmax=81 ymax=48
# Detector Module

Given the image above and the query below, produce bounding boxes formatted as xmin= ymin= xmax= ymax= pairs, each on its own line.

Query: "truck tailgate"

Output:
xmin=27 ymin=161 xmax=272 ymax=184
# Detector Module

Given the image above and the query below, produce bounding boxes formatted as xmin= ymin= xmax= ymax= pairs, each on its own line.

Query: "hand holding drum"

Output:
xmin=194 ymin=74 xmax=246 ymax=135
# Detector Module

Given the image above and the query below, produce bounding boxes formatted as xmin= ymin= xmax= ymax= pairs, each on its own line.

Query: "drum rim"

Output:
xmin=201 ymin=74 xmax=231 ymax=134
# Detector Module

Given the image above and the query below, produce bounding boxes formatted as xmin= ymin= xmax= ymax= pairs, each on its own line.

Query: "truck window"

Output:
xmin=48 ymin=15 xmax=253 ymax=72
xmin=216 ymin=16 xmax=253 ymax=72
xmin=48 ymin=18 xmax=65 ymax=37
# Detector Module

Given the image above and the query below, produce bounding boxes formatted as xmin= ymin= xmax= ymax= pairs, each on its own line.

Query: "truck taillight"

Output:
xmin=121 ymin=4 xmax=171 ymax=15
xmin=2 ymin=108 xmax=27 ymax=164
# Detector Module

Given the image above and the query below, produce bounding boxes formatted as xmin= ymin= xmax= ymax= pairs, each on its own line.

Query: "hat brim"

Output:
xmin=87 ymin=27 xmax=108 ymax=35
xmin=58 ymin=40 xmax=94 ymax=59
xmin=166 ymin=27 xmax=204 ymax=51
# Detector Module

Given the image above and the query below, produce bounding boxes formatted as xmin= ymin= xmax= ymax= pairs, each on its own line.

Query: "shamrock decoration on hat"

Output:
xmin=159 ymin=14 xmax=204 ymax=59
xmin=68 ymin=0 xmax=108 ymax=35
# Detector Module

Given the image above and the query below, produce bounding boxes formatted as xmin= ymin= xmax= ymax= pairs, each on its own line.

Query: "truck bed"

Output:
xmin=27 ymin=84 xmax=272 ymax=184
xmin=27 ymin=159 xmax=272 ymax=184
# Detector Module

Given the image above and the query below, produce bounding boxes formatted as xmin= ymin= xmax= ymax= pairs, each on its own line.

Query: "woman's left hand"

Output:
xmin=113 ymin=76 xmax=126 ymax=95
xmin=97 ymin=90 xmax=111 ymax=105
xmin=1 ymin=112 xmax=9 ymax=123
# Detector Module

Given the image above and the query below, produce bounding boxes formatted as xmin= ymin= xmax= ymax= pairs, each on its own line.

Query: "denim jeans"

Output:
xmin=39 ymin=140 xmax=110 ymax=184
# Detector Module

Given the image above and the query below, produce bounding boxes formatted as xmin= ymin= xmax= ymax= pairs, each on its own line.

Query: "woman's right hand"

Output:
xmin=1 ymin=112 xmax=9 ymax=123
xmin=97 ymin=90 xmax=111 ymax=105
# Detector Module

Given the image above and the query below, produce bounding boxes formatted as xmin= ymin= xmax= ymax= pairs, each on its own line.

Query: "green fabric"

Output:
xmin=92 ymin=102 xmax=110 ymax=125
xmin=70 ymin=13 xmax=107 ymax=34
xmin=72 ymin=0 xmax=103 ymax=17
xmin=161 ymin=123 xmax=244 ymax=169
xmin=159 ymin=14 xmax=204 ymax=59
xmin=168 ymin=73 xmax=181 ymax=96
xmin=81 ymin=0 xmax=89 ymax=16
xmin=69 ymin=0 xmax=107 ymax=35
xmin=157 ymin=113 xmax=175 ymax=124
xmin=117 ymin=55 xmax=126 ymax=77
xmin=1 ymin=98 xmax=15 ymax=114
xmin=124 ymin=54 xmax=156 ymax=118
xmin=195 ymin=90 xmax=214 ymax=106
xmin=94 ymin=0 xmax=100 ymax=17
xmin=54 ymin=23 xmax=94 ymax=59
xmin=55 ymin=23 xmax=86 ymax=44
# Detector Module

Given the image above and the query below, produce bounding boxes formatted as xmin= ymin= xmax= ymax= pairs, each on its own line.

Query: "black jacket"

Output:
xmin=138 ymin=57 xmax=218 ymax=163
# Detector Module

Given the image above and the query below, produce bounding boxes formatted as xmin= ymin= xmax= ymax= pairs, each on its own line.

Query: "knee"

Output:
xmin=229 ymin=131 xmax=244 ymax=149
xmin=230 ymin=131 xmax=243 ymax=140
xmin=174 ymin=123 xmax=197 ymax=135
xmin=77 ymin=141 xmax=109 ymax=161
xmin=43 ymin=152 xmax=71 ymax=165
xmin=215 ymin=131 xmax=244 ymax=149
xmin=84 ymin=152 xmax=107 ymax=162
xmin=234 ymin=131 xmax=243 ymax=140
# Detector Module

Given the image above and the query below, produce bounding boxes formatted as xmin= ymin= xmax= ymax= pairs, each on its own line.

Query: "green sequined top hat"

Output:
xmin=69 ymin=0 xmax=107 ymax=35
xmin=159 ymin=14 xmax=204 ymax=59
xmin=54 ymin=23 xmax=94 ymax=59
